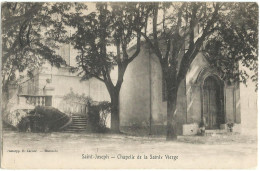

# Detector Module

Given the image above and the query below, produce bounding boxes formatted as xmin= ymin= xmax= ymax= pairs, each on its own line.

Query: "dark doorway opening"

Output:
xmin=202 ymin=76 xmax=224 ymax=129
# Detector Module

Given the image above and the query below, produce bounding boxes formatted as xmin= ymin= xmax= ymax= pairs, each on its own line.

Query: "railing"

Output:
xmin=18 ymin=94 xmax=52 ymax=106
xmin=59 ymin=101 xmax=88 ymax=115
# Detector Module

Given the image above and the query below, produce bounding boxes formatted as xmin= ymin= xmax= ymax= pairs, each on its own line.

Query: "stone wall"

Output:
xmin=119 ymin=45 xmax=187 ymax=135
xmin=119 ymin=46 xmax=151 ymax=129
xmin=36 ymin=64 xmax=110 ymax=109
xmin=225 ymin=84 xmax=241 ymax=124
xmin=186 ymin=53 xmax=209 ymax=125
xmin=186 ymin=52 xmax=241 ymax=129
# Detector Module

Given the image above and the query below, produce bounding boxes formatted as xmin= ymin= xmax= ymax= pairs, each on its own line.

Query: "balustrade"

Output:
xmin=18 ymin=95 xmax=52 ymax=106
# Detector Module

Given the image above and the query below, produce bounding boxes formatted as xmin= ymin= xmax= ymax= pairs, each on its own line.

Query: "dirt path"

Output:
xmin=1 ymin=131 xmax=257 ymax=169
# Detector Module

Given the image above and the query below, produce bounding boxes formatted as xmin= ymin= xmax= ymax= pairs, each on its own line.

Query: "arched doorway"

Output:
xmin=202 ymin=76 xmax=224 ymax=129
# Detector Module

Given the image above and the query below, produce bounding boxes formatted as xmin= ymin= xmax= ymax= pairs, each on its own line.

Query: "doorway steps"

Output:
xmin=64 ymin=115 xmax=88 ymax=132
xmin=205 ymin=129 xmax=228 ymax=136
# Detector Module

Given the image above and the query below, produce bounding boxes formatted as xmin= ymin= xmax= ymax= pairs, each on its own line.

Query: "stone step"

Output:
xmin=66 ymin=129 xmax=86 ymax=131
xmin=68 ymin=125 xmax=87 ymax=128
xmin=72 ymin=115 xmax=87 ymax=118
xmin=66 ymin=127 xmax=86 ymax=130
xmin=64 ymin=114 xmax=88 ymax=132
xmin=64 ymin=131 xmax=85 ymax=133
xmin=72 ymin=120 xmax=87 ymax=123
xmin=63 ymin=130 xmax=85 ymax=133
xmin=72 ymin=120 xmax=87 ymax=122
xmin=72 ymin=123 xmax=87 ymax=125
xmin=205 ymin=129 xmax=228 ymax=136
xmin=65 ymin=129 xmax=86 ymax=132
xmin=72 ymin=118 xmax=87 ymax=122
xmin=71 ymin=119 xmax=86 ymax=121
xmin=66 ymin=126 xmax=86 ymax=129
xmin=72 ymin=122 xmax=87 ymax=124
xmin=67 ymin=126 xmax=86 ymax=129
xmin=71 ymin=119 xmax=87 ymax=121
xmin=70 ymin=122 xmax=87 ymax=125
xmin=71 ymin=125 xmax=87 ymax=127
xmin=72 ymin=117 xmax=87 ymax=119
xmin=205 ymin=129 xmax=227 ymax=133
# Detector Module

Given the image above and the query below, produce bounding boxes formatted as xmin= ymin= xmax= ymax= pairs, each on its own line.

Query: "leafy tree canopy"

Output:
xmin=1 ymin=2 xmax=73 ymax=88
xmin=204 ymin=3 xmax=258 ymax=89
xmin=141 ymin=2 xmax=258 ymax=89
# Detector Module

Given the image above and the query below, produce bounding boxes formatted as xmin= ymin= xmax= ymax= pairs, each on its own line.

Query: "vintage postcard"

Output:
xmin=0 ymin=1 xmax=258 ymax=169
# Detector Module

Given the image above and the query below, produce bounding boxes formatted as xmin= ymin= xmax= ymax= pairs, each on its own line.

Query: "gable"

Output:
xmin=186 ymin=52 xmax=210 ymax=85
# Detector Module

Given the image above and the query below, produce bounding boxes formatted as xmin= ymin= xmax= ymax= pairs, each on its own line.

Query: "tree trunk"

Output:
xmin=110 ymin=89 xmax=120 ymax=133
xmin=166 ymin=78 xmax=178 ymax=141
xmin=2 ymin=83 xmax=9 ymax=114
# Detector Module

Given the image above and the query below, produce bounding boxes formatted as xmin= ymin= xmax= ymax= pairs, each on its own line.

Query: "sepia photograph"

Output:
xmin=0 ymin=1 xmax=258 ymax=169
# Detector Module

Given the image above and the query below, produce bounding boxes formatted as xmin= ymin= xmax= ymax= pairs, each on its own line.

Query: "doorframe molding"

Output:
xmin=195 ymin=67 xmax=226 ymax=128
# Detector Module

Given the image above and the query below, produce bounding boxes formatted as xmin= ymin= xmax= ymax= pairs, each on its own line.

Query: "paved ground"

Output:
xmin=1 ymin=130 xmax=257 ymax=169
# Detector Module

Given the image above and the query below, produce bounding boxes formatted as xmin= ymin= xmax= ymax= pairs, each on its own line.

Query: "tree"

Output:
xmin=62 ymin=2 xmax=148 ymax=132
xmin=138 ymin=2 xmax=258 ymax=140
xmin=1 ymin=2 xmax=69 ymax=114
xmin=204 ymin=3 xmax=258 ymax=90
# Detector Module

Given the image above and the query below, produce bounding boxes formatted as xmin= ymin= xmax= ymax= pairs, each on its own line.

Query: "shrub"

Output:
xmin=60 ymin=90 xmax=92 ymax=115
xmin=17 ymin=106 xmax=70 ymax=132
xmin=17 ymin=117 xmax=31 ymax=132
xmin=88 ymin=101 xmax=111 ymax=133
xmin=61 ymin=91 xmax=111 ymax=133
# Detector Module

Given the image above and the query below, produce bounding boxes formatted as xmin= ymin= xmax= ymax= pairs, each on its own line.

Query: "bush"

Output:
xmin=3 ymin=120 xmax=17 ymax=131
xmin=88 ymin=101 xmax=111 ymax=133
xmin=17 ymin=117 xmax=31 ymax=132
xmin=17 ymin=106 xmax=70 ymax=132
xmin=88 ymin=105 xmax=101 ymax=132
xmin=61 ymin=91 xmax=111 ymax=133
xmin=61 ymin=91 xmax=92 ymax=114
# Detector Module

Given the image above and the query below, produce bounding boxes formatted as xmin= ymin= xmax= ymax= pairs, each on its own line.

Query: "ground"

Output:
xmin=1 ymin=130 xmax=257 ymax=169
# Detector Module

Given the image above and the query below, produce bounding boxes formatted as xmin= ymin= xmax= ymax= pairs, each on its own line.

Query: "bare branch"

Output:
xmin=152 ymin=3 xmax=162 ymax=60
xmin=177 ymin=3 xmax=221 ymax=85
xmin=127 ymin=32 xmax=141 ymax=64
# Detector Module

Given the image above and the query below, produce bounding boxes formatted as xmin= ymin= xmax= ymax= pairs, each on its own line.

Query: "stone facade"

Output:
xmin=17 ymin=62 xmax=110 ymax=114
xmin=119 ymin=47 xmax=241 ymax=135
xmin=14 ymin=43 xmax=241 ymax=135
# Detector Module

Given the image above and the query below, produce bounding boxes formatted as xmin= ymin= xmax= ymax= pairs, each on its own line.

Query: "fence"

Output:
xmin=18 ymin=95 xmax=52 ymax=106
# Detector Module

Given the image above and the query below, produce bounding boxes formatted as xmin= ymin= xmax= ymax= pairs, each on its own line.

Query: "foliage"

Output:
xmin=87 ymin=104 xmax=101 ymax=132
xmin=3 ymin=120 xmax=17 ymax=131
xmin=61 ymin=90 xmax=91 ymax=115
xmin=2 ymin=2 xmax=257 ymax=137
xmin=59 ymin=2 xmax=149 ymax=132
xmin=136 ymin=2 xmax=258 ymax=139
xmin=139 ymin=2 xmax=257 ymax=88
xmin=17 ymin=117 xmax=31 ymax=132
xmin=17 ymin=106 xmax=70 ymax=132
xmin=63 ymin=2 xmax=146 ymax=82
xmin=204 ymin=3 xmax=258 ymax=89
xmin=62 ymin=89 xmax=92 ymax=105
xmin=88 ymin=101 xmax=111 ymax=133
xmin=1 ymin=2 xmax=71 ymax=114
xmin=6 ymin=109 xmax=28 ymax=128
xmin=96 ymin=101 xmax=111 ymax=128
xmin=62 ymin=91 xmax=111 ymax=132
xmin=1 ymin=2 xmax=68 ymax=86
